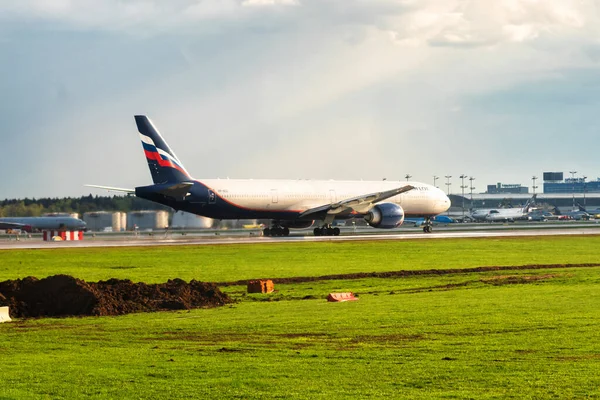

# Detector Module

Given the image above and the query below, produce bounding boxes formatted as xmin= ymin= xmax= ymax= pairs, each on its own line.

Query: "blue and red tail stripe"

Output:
xmin=140 ymin=140 xmax=188 ymax=176
xmin=135 ymin=115 xmax=191 ymax=183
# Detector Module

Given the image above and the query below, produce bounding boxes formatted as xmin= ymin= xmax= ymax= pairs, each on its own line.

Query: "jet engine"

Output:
xmin=364 ymin=203 xmax=405 ymax=229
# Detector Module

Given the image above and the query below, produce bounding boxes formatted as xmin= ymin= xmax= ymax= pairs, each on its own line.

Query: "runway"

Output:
xmin=2 ymin=224 xmax=600 ymax=249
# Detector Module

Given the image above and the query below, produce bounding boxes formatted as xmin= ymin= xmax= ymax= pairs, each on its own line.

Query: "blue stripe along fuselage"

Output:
xmin=135 ymin=181 xmax=305 ymax=221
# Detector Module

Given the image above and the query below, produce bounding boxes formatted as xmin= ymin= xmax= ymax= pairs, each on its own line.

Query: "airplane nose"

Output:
xmin=435 ymin=193 xmax=451 ymax=214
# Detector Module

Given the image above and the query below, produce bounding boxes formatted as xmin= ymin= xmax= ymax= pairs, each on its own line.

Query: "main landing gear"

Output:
xmin=313 ymin=226 xmax=340 ymax=236
xmin=263 ymin=226 xmax=290 ymax=237
xmin=423 ymin=217 xmax=433 ymax=233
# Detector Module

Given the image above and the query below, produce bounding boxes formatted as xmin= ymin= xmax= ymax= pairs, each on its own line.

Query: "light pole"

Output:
xmin=459 ymin=174 xmax=467 ymax=219
xmin=445 ymin=175 xmax=452 ymax=195
xmin=531 ymin=176 xmax=538 ymax=196
xmin=583 ymin=176 xmax=587 ymax=208
xmin=405 ymin=174 xmax=412 ymax=182
xmin=469 ymin=176 xmax=475 ymax=203
xmin=569 ymin=171 xmax=577 ymax=209
xmin=433 ymin=175 xmax=438 ymax=188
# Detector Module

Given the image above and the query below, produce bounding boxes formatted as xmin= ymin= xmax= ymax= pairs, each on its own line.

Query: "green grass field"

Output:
xmin=1 ymin=236 xmax=600 ymax=399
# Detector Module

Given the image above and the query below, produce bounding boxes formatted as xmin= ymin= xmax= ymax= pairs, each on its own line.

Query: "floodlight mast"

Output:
xmin=459 ymin=174 xmax=467 ymax=219
xmin=569 ymin=171 xmax=577 ymax=209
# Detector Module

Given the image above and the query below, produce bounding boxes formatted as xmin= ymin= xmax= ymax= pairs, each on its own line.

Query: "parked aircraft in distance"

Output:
xmin=88 ymin=116 xmax=450 ymax=236
xmin=582 ymin=207 xmax=600 ymax=219
xmin=470 ymin=196 xmax=536 ymax=223
xmin=554 ymin=205 xmax=591 ymax=221
xmin=484 ymin=195 xmax=537 ymax=222
xmin=0 ymin=216 xmax=87 ymax=232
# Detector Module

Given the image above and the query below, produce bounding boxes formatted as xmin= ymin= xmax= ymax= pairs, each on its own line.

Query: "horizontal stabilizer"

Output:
xmin=156 ymin=182 xmax=194 ymax=199
xmin=85 ymin=185 xmax=135 ymax=194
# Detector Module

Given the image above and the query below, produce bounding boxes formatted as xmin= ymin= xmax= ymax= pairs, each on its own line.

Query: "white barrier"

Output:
xmin=0 ymin=306 xmax=11 ymax=323
xmin=42 ymin=230 xmax=84 ymax=241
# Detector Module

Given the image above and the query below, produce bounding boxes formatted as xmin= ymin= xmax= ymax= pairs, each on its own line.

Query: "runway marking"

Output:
xmin=1 ymin=227 xmax=600 ymax=250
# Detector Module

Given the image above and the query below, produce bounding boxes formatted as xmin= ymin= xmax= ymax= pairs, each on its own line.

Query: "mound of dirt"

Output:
xmin=0 ymin=275 xmax=231 ymax=319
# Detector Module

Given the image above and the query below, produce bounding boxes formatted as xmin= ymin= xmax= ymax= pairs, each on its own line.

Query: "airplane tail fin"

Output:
xmin=135 ymin=115 xmax=191 ymax=184
xmin=523 ymin=194 xmax=536 ymax=212
xmin=553 ymin=205 xmax=561 ymax=215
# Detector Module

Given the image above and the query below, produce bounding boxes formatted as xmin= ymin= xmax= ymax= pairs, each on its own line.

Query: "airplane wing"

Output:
xmin=85 ymin=185 xmax=135 ymax=194
xmin=299 ymin=185 xmax=414 ymax=218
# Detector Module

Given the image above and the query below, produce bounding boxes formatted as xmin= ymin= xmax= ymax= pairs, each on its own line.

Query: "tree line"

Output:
xmin=0 ymin=195 xmax=170 ymax=218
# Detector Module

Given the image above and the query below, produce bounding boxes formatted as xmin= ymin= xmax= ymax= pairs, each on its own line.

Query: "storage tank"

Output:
xmin=83 ymin=211 xmax=127 ymax=232
xmin=171 ymin=211 xmax=213 ymax=229
xmin=119 ymin=212 xmax=127 ymax=231
xmin=127 ymin=210 xmax=169 ymax=231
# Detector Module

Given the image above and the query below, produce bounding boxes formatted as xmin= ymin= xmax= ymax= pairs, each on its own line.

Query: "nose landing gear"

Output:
xmin=423 ymin=217 xmax=433 ymax=233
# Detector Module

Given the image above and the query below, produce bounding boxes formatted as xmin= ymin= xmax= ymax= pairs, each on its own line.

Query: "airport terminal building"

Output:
xmin=449 ymin=171 xmax=600 ymax=212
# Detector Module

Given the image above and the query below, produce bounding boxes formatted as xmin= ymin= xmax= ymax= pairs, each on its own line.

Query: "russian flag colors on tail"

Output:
xmin=135 ymin=115 xmax=191 ymax=184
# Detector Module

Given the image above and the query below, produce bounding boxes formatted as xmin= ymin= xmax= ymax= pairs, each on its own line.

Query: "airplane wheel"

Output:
xmin=272 ymin=227 xmax=282 ymax=237
xmin=263 ymin=228 xmax=271 ymax=237
xmin=333 ymin=227 xmax=340 ymax=236
xmin=326 ymin=227 xmax=334 ymax=236
xmin=283 ymin=227 xmax=290 ymax=237
xmin=314 ymin=227 xmax=321 ymax=236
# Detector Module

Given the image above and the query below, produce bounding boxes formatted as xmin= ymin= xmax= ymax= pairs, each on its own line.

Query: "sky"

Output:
xmin=2 ymin=0 xmax=600 ymax=199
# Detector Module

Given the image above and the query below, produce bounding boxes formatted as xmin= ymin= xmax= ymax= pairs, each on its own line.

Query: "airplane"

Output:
xmin=553 ymin=204 xmax=591 ymax=221
xmin=470 ymin=208 xmax=495 ymax=222
xmin=87 ymin=116 xmax=450 ymax=236
xmin=0 ymin=216 xmax=87 ymax=232
xmin=469 ymin=195 xmax=536 ymax=222
xmin=484 ymin=195 xmax=537 ymax=222
xmin=582 ymin=207 xmax=600 ymax=219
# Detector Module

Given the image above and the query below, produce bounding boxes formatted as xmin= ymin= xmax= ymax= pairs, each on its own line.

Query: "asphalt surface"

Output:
xmin=1 ymin=223 xmax=600 ymax=249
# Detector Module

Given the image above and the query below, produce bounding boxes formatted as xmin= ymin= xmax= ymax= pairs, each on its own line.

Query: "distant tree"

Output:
xmin=0 ymin=195 xmax=170 ymax=217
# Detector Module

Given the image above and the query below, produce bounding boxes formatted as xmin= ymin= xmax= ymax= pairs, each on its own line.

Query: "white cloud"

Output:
xmin=381 ymin=0 xmax=590 ymax=48
xmin=242 ymin=0 xmax=299 ymax=6
xmin=0 ymin=0 xmax=595 ymax=46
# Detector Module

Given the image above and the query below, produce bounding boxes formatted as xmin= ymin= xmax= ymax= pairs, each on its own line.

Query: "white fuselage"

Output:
xmin=0 ymin=217 xmax=87 ymax=231
xmin=199 ymin=179 xmax=450 ymax=218
xmin=484 ymin=208 xmax=528 ymax=222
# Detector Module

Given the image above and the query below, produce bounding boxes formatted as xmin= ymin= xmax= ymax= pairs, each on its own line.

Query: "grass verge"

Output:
xmin=0 ymin=236 xmax=599 ymax=399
